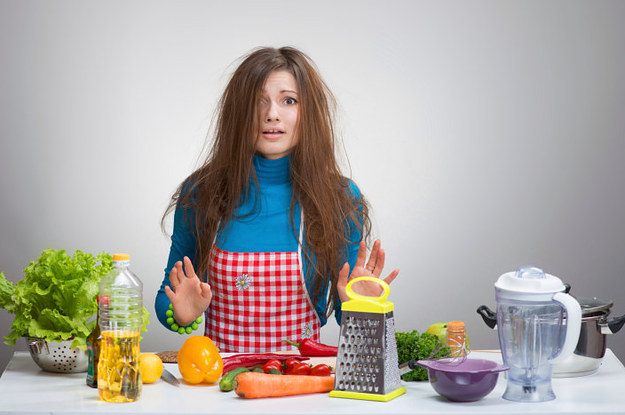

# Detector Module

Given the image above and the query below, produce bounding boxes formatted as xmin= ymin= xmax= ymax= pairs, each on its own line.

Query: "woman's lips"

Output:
xmin=262 ymin=129 xmax=284 ymax=140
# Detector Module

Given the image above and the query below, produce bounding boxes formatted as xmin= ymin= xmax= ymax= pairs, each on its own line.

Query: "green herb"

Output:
xmin=0 ymin=249 xmax=149 ymax=350
xmin=395 ymin=330 xmax=451 ymax=381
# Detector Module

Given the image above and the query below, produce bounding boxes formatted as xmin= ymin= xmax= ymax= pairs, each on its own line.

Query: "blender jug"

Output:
xmin=495 ymin=266 xmax=581 ymax=402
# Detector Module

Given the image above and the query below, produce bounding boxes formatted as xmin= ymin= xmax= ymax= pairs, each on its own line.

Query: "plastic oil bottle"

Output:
xmin=97 ymin=253 xmax=143 ymax=402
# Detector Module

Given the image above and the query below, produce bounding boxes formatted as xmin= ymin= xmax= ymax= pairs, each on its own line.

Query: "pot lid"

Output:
xmin=575 ymin=297 xmax=613 ymax=316
xmin=495 ymin=266 xmax=565 ymax=294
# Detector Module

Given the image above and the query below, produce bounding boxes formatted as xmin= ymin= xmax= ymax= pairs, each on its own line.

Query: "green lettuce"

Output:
xmin=0 ymin=249 xmax=149 ymax=350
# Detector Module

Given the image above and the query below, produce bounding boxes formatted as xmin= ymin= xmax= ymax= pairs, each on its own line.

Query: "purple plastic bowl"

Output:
xmin=417 ymin=358 xmax=509 ymax=402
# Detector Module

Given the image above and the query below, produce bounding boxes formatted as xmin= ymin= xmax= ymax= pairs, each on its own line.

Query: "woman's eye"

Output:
xmin=283 ymin=97 xmax=297 ymax=105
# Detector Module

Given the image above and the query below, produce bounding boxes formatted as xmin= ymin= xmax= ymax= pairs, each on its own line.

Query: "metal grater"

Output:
xmin=329 ymin=277 xmax=406 ymax=402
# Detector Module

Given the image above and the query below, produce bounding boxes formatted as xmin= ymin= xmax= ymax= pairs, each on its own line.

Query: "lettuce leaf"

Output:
xmin=0 ymin=249 xmax=148 ymax=350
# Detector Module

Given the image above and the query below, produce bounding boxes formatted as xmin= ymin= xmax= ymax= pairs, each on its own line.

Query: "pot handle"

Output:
xmin=476 ymin=305 xmax=498 ymax=329
xmin=550 ymin=292 xmax=582 ymax=364
xmin=601 ymin=314 xmax=625 ymax=335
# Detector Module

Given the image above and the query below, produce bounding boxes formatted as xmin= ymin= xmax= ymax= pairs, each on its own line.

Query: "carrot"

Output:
xmin=233 ymin=372 xmax=335 ymax=399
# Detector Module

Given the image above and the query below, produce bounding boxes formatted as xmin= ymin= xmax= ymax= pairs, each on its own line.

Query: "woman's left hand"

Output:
xmin=337 ymin=239 xmax=399 ymax=303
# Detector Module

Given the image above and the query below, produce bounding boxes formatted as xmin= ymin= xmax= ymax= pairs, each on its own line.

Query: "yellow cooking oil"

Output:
xmin=97 ymin=330 xmax=142 ymax=403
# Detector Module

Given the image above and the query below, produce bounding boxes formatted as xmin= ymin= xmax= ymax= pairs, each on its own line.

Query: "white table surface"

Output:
xmin=0 ymin=350 xmax=624 ymax=415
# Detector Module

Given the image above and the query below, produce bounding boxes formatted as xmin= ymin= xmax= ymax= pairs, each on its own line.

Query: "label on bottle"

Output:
xmin=98 ymin=295 xmax=110 ymax=306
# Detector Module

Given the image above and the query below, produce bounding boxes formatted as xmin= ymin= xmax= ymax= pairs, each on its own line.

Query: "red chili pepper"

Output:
xmin=282 ymin=339 xmax=338 ymax=357
xmin=310 ymin=363 xmax=332 ymax=377
xmin=222 ymin=353 xmax=309 ymax=374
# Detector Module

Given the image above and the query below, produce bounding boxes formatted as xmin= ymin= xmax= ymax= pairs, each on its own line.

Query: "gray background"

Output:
xmin=1 ymin=0 xmax=624 ymax=374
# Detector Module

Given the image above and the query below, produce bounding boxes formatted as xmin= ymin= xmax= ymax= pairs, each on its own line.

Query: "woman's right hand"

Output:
xmin=164 ymin=256 xmax=212 ymax=327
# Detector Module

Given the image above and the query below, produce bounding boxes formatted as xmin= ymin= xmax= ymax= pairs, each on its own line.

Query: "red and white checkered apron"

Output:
xmin=205 ymin=241 xmax=321 ymax=352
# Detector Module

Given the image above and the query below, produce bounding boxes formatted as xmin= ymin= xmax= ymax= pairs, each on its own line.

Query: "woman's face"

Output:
xmin=255 ymin=70 xmax=299 ymax=159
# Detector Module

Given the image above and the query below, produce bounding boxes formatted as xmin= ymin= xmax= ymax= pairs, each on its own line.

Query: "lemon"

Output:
xmin=139 ymin=353 xmax=164 ymax=384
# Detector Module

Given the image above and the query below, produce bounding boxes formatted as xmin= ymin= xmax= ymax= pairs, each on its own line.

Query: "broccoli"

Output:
xmin=395 ymin=330 xmax=451 ymax=381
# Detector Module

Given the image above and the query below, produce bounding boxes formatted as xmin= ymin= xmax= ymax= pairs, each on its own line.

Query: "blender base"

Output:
xmin=503 ymin=380 xmax=556 ymax=402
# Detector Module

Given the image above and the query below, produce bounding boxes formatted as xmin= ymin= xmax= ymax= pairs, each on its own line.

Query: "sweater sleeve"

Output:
xmin=154 ymin=201 xmax=198 ymax=331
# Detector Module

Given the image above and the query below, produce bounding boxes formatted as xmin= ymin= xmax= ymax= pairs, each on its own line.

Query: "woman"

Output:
xmin=155 ymin=46 xmax=399 ymax=352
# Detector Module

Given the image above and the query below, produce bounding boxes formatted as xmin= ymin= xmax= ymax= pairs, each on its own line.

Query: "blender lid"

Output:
xmin=495 ymin=266 xmax=566 ymax=294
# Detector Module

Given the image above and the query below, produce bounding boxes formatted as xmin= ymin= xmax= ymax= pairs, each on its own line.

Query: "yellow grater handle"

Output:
xmin=345 ymin=276 xmax=390 ymax=303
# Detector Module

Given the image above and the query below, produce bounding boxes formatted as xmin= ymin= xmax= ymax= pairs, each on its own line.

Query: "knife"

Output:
xmin=398 ymin=359 xmax=420 ymax=376
xmin=160 ymin=368 xmax=181 ymax=386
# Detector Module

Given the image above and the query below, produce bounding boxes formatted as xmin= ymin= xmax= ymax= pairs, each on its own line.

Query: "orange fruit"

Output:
xmin=139 ymin=353 xmax=163 ymax=384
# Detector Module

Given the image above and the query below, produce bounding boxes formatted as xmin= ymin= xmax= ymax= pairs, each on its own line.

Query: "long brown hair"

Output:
xmin=162 ymin=46 xmax=372 ymax=319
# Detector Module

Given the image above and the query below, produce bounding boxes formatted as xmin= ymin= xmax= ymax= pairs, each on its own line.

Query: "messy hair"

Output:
xmin=163 ymin=46 xmax=371 ymax=318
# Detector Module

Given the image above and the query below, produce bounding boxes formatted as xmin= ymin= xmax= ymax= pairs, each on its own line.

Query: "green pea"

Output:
xmin=178 ymin=327 xmax=185 ymax=334
xmin=195 ymin=317 xmax=202 ymax=324
xmin=171 ymin=323 xmax=179 ymax=331
xmin=166 ymin=310 xmax=174 ymax=317
xmin=185 ymin=327 xmax=193 ymax=334
xmin=166 ymin=317 xmax=174 ymax=325
xmin=191 ymin=323 xmax=198 ymax=330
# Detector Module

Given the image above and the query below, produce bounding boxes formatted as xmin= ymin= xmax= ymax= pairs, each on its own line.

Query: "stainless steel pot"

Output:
xmin=476 ymin=296 xmax=625 ymax=377
xmin=552 ymin=297 xmax=624 ymax=377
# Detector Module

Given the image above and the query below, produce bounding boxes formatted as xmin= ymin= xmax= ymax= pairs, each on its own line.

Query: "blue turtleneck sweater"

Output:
xmin=155 ymin=155 xmax=362 ymax=331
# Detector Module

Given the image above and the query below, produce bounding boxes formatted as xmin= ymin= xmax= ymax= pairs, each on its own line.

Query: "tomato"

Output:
xmin=284 ymin=358 xmax=300 ymax=372
xmin=310 ymin=363 xmax=332 ymax=376
xmin=288 ymin=362 xmax=311 ymax=375
xmin=283 ymin=358 xmax=302 ymax=374
xmin=177 ymin=336 xmax=223 ymax=384
xmin=262 ymin=360 xmax=283 ymax=374
xmin=265 ymin=359 xmax=284 ymax=369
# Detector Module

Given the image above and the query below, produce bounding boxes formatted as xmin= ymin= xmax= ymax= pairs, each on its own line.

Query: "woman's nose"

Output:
xmin=265 ymin=101 xmax=280 ymax=121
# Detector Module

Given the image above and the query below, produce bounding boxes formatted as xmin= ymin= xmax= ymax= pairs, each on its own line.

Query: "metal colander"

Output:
xmin=25 ymin=337 xmax=89 ymax=373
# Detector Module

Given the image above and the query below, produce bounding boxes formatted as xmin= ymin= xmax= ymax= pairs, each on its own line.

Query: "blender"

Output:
xmin=495 ymin=266 xmax=581 ymax=402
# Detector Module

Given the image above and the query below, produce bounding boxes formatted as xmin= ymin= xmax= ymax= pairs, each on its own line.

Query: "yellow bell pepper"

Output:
xmin=177 ymin=335 xmax=223 ymax=384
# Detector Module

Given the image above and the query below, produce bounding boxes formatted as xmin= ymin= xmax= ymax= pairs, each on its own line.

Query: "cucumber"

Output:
xmin=219 ymin=367 xmax=250 ymax=392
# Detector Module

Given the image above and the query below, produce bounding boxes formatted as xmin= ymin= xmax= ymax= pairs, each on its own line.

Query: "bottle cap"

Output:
xmin=112 ymin=253 xmax=130 ymax=261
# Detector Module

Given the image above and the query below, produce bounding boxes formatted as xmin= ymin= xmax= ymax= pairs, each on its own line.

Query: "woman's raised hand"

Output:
xmin=337 ymin=240 xmax=400 ymax=303
xmin=164 ymin=256 xmax=212 ymax=326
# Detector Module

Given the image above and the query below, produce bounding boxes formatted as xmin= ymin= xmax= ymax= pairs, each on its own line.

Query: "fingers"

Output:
xmin=383 ymin=269 xmax=400 ymax=286
xmin=337 ymin=262 xmax=350 ymax=303
xmin=183 ymin=256 xmax=196 ymax=279
xmin=169 ymin=257 xmax=198 ymax=288
xmin=371 ymin=247 xmax=386 ymax=278
xmin=338 ymin=262 xmax=350 ymax=285
xmin=168 ymin=262 xmax=182 ymax=288
xmin=364 ymin=240 xmax=380 ymax=274
xmin=164 ymin=285 xmax=175 ymax=301
xmin=355 ymin=241 xmax=367 ymax=269
xmin=200 ymin=282 xmax=213 ymax=303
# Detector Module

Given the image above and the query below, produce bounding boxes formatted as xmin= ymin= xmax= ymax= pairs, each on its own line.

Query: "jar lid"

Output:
xmin=495 ymin=266 xmax=566 ymax=294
